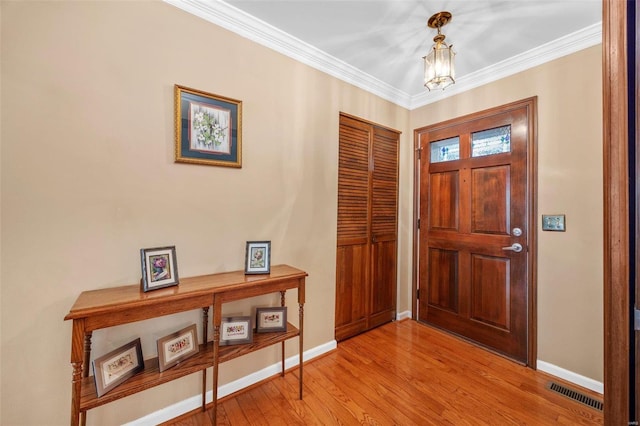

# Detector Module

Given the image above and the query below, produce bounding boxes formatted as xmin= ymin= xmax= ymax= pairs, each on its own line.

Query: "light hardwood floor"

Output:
xmin=166 ymin=320 xmax=603 ymax=425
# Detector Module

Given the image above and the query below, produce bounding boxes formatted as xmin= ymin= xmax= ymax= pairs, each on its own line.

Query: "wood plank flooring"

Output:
xmin=165 ymin=320 xmax=603 ymax=425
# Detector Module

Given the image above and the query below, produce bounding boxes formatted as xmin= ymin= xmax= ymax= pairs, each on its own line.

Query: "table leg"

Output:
xmin=280 ymin=341 xmax=286 ymax=377
xmin=298 ymin=302 xmax=304 ymax=399
xmin=82 ymin=332 xmax=92 ymax=377
xmin=212 ymin=296 xmax=221 ymax=423
xmin=71 ymin=361 xmax=82 ymax=426
xmin=280 ymin=291 xmax=286 ymax=377
xmin=70 ymin=320 xmax=85 ymax=426
xmin=202 ymin=307 xmax=209 ymax=411
xmin=80 ymin=332 xmax=92 ymax=426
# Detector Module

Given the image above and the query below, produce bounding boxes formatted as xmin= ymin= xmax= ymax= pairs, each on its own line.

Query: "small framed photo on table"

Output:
xmin=140 ymin=246 xmax=179 ymax=292
xmin=93 ymin=338 xmax=144 ymax=397
xmin=157 ymin=324 xmax=199 ymax=372
xmin=256 ymin=307 xmax=287 ymax=333
xmin=220 ymin=316 xmax=253 ymax=346
xmin=244 ymin=241 xmax=271 ymax=274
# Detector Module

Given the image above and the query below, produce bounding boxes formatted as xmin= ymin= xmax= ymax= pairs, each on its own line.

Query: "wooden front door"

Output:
xmin=416 ymin=98 xmax=536 ymax=364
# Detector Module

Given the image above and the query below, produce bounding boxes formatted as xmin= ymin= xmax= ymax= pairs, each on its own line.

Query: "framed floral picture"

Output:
xmin=219 ymin=316 xmax=253 ymax=346
xmin=174 ymin=85 xmax=242 ymax=168
xmin=157 ymin=324 xmax=199 ymax=372
xmin=140 ymin=246 xmax=179 ymax=292
xmin=244 ymin=241 xmax=271 ymax=274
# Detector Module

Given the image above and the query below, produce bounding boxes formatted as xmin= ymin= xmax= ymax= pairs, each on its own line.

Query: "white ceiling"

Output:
xmin=165 ymin=0 xmax=602 ymax=109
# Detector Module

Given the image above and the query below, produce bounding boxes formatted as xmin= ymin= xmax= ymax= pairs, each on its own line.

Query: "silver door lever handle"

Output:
xmin=502 ymin=243 xmax=523 ymax=253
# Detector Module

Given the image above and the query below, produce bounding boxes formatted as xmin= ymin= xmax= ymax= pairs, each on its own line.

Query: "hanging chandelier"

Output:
xmin=423 ymin=11 xmax=456 ymax=91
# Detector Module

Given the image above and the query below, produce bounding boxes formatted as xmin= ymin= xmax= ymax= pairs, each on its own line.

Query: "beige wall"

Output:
xmin=410 ymin=45 xmax=604 ymax=381
xmin=0 ymin=1 xmax=410 ymax=424
xmin=0 ymin=1 xmax=601 ymax=425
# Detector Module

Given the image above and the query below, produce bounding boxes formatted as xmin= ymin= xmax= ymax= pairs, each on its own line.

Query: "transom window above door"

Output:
xmin=429 ymin=125 xmax=511 ymax=163
xmin=430 ymin=136 xmax=460 ymax=163
xmin=472 ymin=125 xmax=511 ymax=157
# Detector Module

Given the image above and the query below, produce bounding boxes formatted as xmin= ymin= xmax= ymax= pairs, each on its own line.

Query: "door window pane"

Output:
xmin=430 ymin=137 xmax=460 ymax=163
xmin=472 ymin=126 xmax=511 ymax=157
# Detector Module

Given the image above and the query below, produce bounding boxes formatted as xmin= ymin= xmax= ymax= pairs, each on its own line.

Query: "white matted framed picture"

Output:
xmin=157 ymin=324 xmax=199 ymax=372
xmin=140 ymin=246 xmax=179 ymax=292
xmin=220 ymin=316 xmax=253 ymax=346
xmin=92 ymin=338 xmax=144 ymax=397
xmin=256 ymin=307 xmax=287 ymax=333
xmin=244 ymin=241 xmax=271 ymax=274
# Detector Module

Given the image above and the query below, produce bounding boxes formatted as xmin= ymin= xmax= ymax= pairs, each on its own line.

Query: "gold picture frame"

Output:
xmin=174 ymin=85 xmax=242 ymax=168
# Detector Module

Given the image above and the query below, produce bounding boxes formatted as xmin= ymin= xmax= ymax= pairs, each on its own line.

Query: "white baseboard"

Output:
xmin=537 ymin=360 xmax=603 ymax=395
xmin=124 ymin=340 xmax=337 ymax=426
xmin=396 ymin=310 xmax=412 ymax=321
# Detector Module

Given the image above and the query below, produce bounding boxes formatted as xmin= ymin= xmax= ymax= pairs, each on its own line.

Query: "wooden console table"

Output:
xmin=64 ymin=264 xmax=307 ymax=426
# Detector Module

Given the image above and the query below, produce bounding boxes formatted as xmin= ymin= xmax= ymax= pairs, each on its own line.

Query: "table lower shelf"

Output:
xmin=79 ymin=323 xmax=300 ymax=411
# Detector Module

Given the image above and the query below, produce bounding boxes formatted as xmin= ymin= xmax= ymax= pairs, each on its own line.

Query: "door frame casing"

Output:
xmin=602 ymin=0 xmax=630 ymax=423
xmin=411 ymin=97 xmax=538 ymax=368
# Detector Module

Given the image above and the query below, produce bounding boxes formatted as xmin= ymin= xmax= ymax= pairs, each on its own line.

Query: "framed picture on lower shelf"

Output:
xmin=220 ymin=316 xmax=253 ymax=346
xmin=157 ymin=324 xmax=199 ymax=372
xmin=256 ymin=307 xmax=287 ymax=333
xmin=93 ymin=338 xmax=144 ymax=397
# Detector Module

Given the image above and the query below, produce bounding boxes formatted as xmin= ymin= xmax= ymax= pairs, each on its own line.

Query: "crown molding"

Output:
xmin=164 ymin=0 xmax=601 ymax=111
xmin=163 ymin=0 xmax=413 ymax=106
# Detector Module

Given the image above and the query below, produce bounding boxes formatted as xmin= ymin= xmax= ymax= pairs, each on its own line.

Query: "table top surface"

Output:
xmin=64 ymin=264 xmax=307 ymax=320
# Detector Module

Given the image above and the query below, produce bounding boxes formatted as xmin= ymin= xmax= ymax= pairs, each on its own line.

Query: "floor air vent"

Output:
xmin=546 ymin=382 xmax=603 ymax=411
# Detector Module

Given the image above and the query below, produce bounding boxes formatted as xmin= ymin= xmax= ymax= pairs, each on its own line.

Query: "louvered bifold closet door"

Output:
xmin=369 ymin=126 xmax=399 ymax=329
xmin=335 ymin=115 xmax=371 ymax=341
xmin=335 ymin=114 xmax=400 ymax=342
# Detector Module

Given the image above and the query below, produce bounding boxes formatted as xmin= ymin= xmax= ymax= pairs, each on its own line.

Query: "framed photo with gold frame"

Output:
xmin=174 ymin=85 xmax=242 ymax=168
